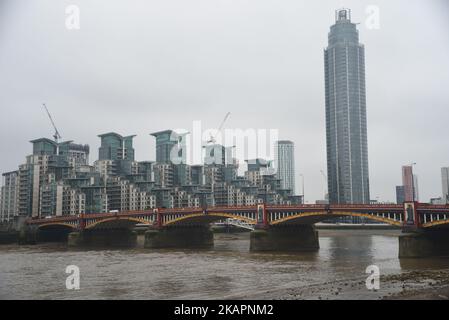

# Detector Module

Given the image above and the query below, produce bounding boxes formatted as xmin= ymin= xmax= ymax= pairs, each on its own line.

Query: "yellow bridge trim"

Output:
xmin=85 ymin=217 xmax=151 ymax=230
xmin=38 ymin=222 xmax=77 ymax=229
xmin=422 ymin=219 xmax=449 ymax=228
xmin=164 ymin=212 xmax=256 ymax=226
xmin=270 ymin=211 xmax=402 ymax=226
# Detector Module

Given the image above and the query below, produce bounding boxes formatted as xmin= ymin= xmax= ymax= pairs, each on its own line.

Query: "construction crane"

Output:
xmin=207 ymin=112 xmax=231 ymax=145
xmin=320 ymin=170 xmax=328 ymax=199
xmin=42 ymin=103 xmax=62 ymax=143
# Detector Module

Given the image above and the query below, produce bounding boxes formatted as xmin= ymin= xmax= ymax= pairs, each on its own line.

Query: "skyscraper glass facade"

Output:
xmin=442 ymin=167 xmax=449 ymax=204
xmin=324 ymin=9 xmax=370 ymax=204
xmin=274 ymin=141 xmax=296 ymax=194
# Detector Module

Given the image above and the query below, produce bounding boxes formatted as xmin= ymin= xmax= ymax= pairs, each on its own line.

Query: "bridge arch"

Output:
xmin=164 ymin=212 xmax=256 ymax=226
xmin=85 ymin=217 xmax=151 ymax=230
xmin=36 ymin=223 xmax=76 ymax=242
xmin=37 ymin=223 xmax=77 ymax=230
xmin=270 ymin=211 xmax=402 ymax=227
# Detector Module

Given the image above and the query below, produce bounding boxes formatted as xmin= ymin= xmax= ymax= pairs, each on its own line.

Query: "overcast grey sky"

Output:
xmin=1 ymin=0 xmax=448 ymax=203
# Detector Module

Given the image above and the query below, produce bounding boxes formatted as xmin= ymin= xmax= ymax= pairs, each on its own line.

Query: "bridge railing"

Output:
xmin=26 ymin=203 xmax=449 ymax=225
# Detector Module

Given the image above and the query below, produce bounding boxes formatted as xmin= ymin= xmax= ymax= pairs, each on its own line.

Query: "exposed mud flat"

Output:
xmin=228 ymin=268 xmax=449 ymax=300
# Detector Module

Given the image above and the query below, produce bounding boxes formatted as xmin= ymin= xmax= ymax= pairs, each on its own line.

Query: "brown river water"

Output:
xmin=1 ymin=230 xmax=449 ymax=300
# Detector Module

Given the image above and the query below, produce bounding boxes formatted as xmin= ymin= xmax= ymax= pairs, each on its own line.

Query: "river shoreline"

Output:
xmin=225 ymin=268 xmax=449 ymax=300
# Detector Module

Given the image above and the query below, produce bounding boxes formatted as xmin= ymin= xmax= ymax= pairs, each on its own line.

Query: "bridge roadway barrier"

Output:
xmin=144 ymin=225 xmax=214 ymax=249
xmin=250 ymin=224 xmax=320 ymax=252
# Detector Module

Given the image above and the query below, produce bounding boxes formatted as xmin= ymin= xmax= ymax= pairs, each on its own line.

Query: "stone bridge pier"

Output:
xmin=18 ymin=224 xmax=73 ymax=245
xmin=249 ymin=204 xmax=320 ymax=252
xmin=398 ymin=202 xmax=449 ymax=258
xmin=399 ymin=230 xmax=449 ymax=258
xmin=250 ymin=225 xmax=320 ymax=252
xmin=144 ymin=225 xmax=214 ymax=249
xmin=68 ymin=229 xmax=138 ymax=248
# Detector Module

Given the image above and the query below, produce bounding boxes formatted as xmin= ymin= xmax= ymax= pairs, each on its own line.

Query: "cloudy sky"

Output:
xmin=1 ymin=0 xmax=448 ymax=203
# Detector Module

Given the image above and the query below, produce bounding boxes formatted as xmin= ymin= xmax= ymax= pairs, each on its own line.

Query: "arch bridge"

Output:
xmin=26 ymin=202 xmax=449 ymax=231
xmin=25 ymin=202 xmax=449 ymax=257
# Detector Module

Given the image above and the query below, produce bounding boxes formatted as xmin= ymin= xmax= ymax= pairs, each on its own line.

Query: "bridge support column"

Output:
xmin=144 ymin=226 xmax=214 ymax=249
xmin=250 ymin=225 xmax=319 ymax=252
xmin=0 ymin=231 xmax=19 ymax=244
xmin=0 ymin=217 xmax=27 ymax=244
xmin=68 ymin=229 xmax=137 ymax=248
xmin=18 ymin=226 xmax=38 ymax=245
xmin=399 ymin=230 xmax=449 ymax=258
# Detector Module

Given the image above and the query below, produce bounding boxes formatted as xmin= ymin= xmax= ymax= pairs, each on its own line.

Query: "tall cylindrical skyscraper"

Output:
xmin=324 ymin=9 xmax=370 ymax=204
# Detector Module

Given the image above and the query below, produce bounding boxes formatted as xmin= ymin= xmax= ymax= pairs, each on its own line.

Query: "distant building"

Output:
xmin=413 ymin=175 xmax=419 ymax=202
xmin=97 ymin=132 xmax=138 ymax=177
xmin=430 ymin=197 xmax=445 ymax=205
xmin=153 ymin=163 xmax=175 ymax=188
xmin=223 ymin=163 xmax=238 ymax=184
xmin=9 ymin=138 xmax=92 ymax=218
xmin=1 ymin=171 xmax=19 ymax=222
xmin=94 ymin=160 xmax=117 ymax=180
xmin=245 ymin=159 xmax=270 ymax=187
xmin=324 ymin=8 xmax=370 ymax=204
xmin=98 ymin=132 xmax=135 ymax=162
xmin=246 ymin=158 xmax=271 ymax=173
xmin=174 ymin=164 xmax=192 ymax=186
xmin=191 ymin=165 xmax=205 ymax=186
xmin=204 ymin=164 xmax=224 ymax=185
xmin=1 ymin=130 xmax=304 ymax=220
xmin=204 ymin=144 xmax=226 ymax=166
xmin=402 ymin=166 xmax=416 ymax=202
xmin=274 ymin=140 xmax=296 ymax=194
xmin=58 ymin=141 xmax=90 ymax=169
xmin=442 ymin=167 xmax=449 ymax=204
xmin=151 ymin=130 xmax=186 ymax=164
xmin=396 ymin=186 xmax=405 ymax=204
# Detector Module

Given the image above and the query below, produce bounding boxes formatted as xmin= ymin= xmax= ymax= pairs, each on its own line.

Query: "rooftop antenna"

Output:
xmin=42 ymin=103 xmax=62 ymax=144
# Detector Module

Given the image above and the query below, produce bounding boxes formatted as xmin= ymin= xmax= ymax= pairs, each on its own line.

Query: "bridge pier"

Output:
xmin=0 ymin=231 xmax=19 ymax=244
xmin=18 ymin=226 xmax=38 ymax=245
xmin=250 ymin=224 xmax=320 ymax=252
xmin=18 ymin=225 xmax=74 ymax=245
xmin=68 ymin=229 xmax=138 ymax=248
xmin=144 ymin=226 xmax=214 ymax=249
xmin=399 ymin=230 xmax=449 ymax=258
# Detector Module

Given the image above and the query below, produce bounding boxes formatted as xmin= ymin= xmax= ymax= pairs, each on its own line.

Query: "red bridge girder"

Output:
xmin=26 ymin=202 xmax=449 ymax=230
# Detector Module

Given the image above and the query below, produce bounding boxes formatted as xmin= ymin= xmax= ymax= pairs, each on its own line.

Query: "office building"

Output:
xmin=151 ymin=130 xmax=186 ymax=164
xmin=274 ymin=140 xmax=296 ymax=194
xmin=324 ymin=8 xmax=370 ymax=204
xmin=396 ymin=186 xmax=405 ymax=204
xmin=442 ymin=167 xmax=449 ymax=204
